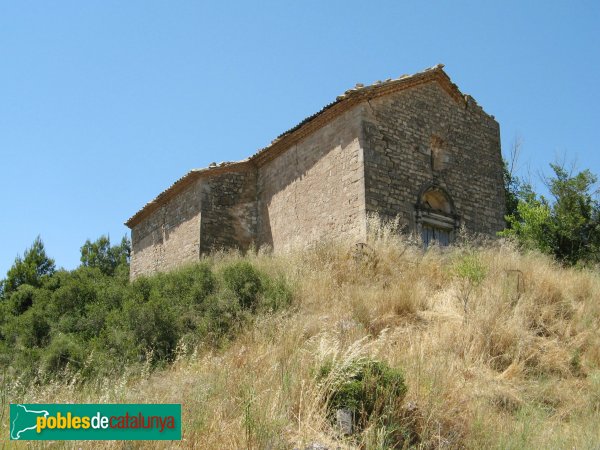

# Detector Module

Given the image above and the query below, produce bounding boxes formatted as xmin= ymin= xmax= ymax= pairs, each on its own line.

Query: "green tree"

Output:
xmin=545 ymin=164 xmax=600 ymax=264
xmin=500 ymin=163 xmax=600 ymax=265
xmin=500 ymin=195 xmax=553 ymax=252
xmin=0 ymin=236 xmax=55 ymax=299
xmin=503 ymin=159 xmax=521 ymax=220
xmin=80 ymin=235 xmax=130 ymax=276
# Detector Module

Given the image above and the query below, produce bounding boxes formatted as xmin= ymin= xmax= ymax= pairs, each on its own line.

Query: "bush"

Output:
xmin=129 ymin=276 xmax=154 ymax=303
xmin=43 ymin=333 xmax=85 ymax=374
xmin=155 ymin=263 xmax=216 ymax=308
xmin=18 ymin=308 xmax=51 ymax=348
xmin=0 ymin=254 xmax=293 ymax=382
xmin=48 ymin=267 xmax=100 ymax=317
xmin=202 ymin=289 xmax=246 ymax=343
xmin=454 ymin=253 xmax=487 ymax=286
xmin=222 ymin=261 xmax=263 ymax=310
xmin=453 ymin=253 xmax=487 ymax=320
xmin=120 ymin=298 xmax=179 ymax=362
xmin=501 ymin=163 xmax=600 ymax=265
xmin=318 ymin=358 xmax=407 ymax=432
xmin=260 ymin=274 xmax=293 ymax=312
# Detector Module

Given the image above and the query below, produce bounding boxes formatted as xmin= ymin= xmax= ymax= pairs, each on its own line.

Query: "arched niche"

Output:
xmin=421 ymin=188 xmax=453 ymax=214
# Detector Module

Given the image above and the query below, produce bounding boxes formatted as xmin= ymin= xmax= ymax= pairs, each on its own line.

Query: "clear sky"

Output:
xmin=1 ymin=1 xmax=599 ymax=276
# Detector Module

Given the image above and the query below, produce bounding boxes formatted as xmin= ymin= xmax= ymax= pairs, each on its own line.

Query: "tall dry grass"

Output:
xmin=2 ymin=217 xmax=600 ymax=448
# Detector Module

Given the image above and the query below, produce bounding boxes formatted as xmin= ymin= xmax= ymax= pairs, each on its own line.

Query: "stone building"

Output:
xmin=125 ymin=64 xmax=505 ymax=278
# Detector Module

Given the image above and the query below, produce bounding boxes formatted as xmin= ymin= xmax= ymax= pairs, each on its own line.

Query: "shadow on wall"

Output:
xmin=257 ymin=109 xmax=364 ymax=249
xmin=132 ymin=185 xmax=202 ymax=256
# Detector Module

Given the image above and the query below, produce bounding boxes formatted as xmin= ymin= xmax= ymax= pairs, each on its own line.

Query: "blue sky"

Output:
xmin=1 ymin=1 xmax=599 ymax=275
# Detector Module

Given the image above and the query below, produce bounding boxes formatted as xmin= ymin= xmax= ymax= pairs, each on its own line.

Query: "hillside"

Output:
xmin=2 ymin=222 xmax=600 ymax=449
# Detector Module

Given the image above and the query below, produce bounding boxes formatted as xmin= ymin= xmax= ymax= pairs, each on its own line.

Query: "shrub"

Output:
xmin=48 ymin=268 xmax=100 ymax=317
xmin=1 ymin=305 xmax=50 ymax=349
xmin=318 ymin=358 xmax=407 ymax=432
xmin=156 ymin=263 xmax=216 ymax=307
xmin=120 ymin=298 xmax=179 ymax=362
xmin=454 ymin=253 xmax=487 ymax=320
xmin=454 ymin=253 xmax=487 ymax=286
xmin=18 ymin=308 xmax=51 ymax=348
xmin=500 ymin=163 xmax=600 ymax=265
xmin=42 ymin=333 xmax=85 ymax=374
xmin=97 ymin=283 xmax=127 ymax=310
xmin=222 ymin=261 xmax=263 ymax=310
xmin=129 ymin=276 xmax=154 ymax=303
xmin=202 ymin=289 xmax=246 ymax=343
xmin=259 ymin=274 xmax=293 ymax=312
xmin=0 ymin=255 xmax=293 ymax=383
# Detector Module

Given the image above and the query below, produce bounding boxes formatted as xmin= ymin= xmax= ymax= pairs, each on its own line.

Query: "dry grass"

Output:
xmin=2 ymin=218 xmax=600 ymax=448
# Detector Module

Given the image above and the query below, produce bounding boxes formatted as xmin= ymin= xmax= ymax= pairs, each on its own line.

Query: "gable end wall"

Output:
xmin=130 ymin=178 xmax=202 ymax=279
xmin=362 ymin=82 xmax=505 ymax=235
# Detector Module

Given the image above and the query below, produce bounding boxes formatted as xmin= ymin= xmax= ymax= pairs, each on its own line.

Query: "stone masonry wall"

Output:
xmin=257 ymin=105 xmax=367 ymax=250
xmin=130 ymin=178 xmax=202 ymax=279
xmin=129 ymin=76 xmax=506 ymax=279
xmin=361 ymin=82 xmax=505 ymax=235
xmin=200 ymin=168 xmax=257 ymax=253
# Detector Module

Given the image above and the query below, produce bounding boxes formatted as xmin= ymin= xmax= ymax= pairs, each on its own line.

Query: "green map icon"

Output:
xmin=10 ymin=404 xmax=49 ymax=440
xmin=9 ymin=403 xmax=182 ymax=440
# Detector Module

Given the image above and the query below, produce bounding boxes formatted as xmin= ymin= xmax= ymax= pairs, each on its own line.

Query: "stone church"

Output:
xmin=125 ymin=64 xmax=505 ymax=278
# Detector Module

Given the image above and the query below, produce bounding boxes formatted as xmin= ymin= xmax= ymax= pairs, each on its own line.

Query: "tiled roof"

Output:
xmin=125 ymin=64 xmax=471 ymax=228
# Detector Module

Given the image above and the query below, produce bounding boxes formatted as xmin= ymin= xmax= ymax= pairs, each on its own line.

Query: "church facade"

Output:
xmin=125 ymin=65 xmax=505 ymax=278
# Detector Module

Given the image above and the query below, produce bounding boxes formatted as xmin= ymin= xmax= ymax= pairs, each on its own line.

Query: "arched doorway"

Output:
xmin=415 ymin=185 xmax=459 ymax=247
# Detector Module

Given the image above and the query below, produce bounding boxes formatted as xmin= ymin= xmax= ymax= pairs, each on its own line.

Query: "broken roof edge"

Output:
xmin=126 ymin=64 xmax=494 ymax=229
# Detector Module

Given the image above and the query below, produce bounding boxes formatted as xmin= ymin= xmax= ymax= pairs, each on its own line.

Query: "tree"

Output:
xmin=545 ymin=164 xmax=600 ymax=264
xmin=0 ymin=236 xmax=55 ymax=299
xmin=500 ymin=163 xmax=600 ymax=265
xmin=499 ymin=194 xmax=553 ymax=253
xmin=80 ymin=235 xmax=131 ymax=276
